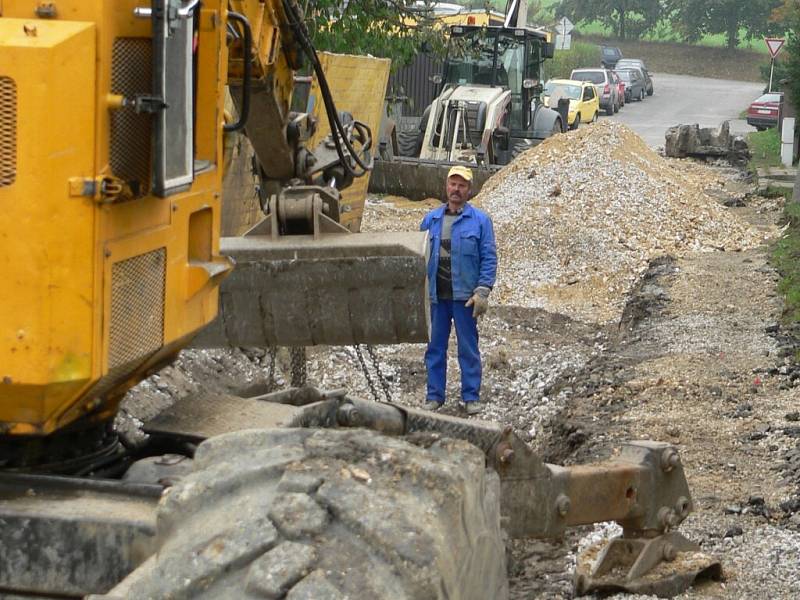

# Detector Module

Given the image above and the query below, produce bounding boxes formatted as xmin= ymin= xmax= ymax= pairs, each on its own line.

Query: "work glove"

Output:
xmin=466 ymin=286 xmax=491 ymax=319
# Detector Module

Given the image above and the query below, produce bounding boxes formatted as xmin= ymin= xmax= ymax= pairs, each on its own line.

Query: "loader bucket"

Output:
xmin=191 ymin=232 xmax=430 ymax=348
xmin=369 ymin=157 xmax=500 ymax=201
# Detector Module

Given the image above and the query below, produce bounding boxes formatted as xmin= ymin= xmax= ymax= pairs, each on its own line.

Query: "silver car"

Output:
xmin=615 ymin=59 xmax=654 ymax=96
xmin=570 ymin=68 xmax=620 ymax=115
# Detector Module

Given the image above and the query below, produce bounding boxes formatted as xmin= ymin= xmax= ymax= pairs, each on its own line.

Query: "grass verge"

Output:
xmin=772 ymin=201 xmax=800 ymax=325
xmin=579 ymin=35 xmax=767 ymax=82
xmin=748 ymin=127 xmax=783 ymax=170
xmin=545 ymin=42 xmax=600 ymax=80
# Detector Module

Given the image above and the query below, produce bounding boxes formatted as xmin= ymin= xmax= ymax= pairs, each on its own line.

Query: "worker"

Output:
xmin=420 ymin=165 xmax=497 ymax=415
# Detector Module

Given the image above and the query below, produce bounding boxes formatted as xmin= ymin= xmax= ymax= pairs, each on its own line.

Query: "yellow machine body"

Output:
xmin=0 ymin=0 xmax=429 ymax=438
xmin=0 ymin=1 xmax=230 ymax=435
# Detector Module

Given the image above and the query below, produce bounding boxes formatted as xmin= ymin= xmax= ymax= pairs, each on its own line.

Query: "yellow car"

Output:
xmin=543 ymin=79 xmax=600 ymax=130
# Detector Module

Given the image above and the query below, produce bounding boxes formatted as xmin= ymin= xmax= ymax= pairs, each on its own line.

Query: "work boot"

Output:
xmin=464 ymin=401 xmax=482 ymax=416
xmin=424 ymin=400 xmax=443 ymax=412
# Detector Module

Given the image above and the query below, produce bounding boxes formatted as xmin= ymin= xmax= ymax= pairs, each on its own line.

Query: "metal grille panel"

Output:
xmin=109 ymin=249 xmax=166 ymax=370
xmin=0 ymin=77 xmax=17 ymax=187
xmin=110 ymin=38 xmax=152 ymax=195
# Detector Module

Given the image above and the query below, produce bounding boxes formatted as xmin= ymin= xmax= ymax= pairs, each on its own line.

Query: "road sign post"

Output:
xmin=765 ymin=38 xmax=785 ymax=92
xmin=555 ymin=34 xmax=572 ymax=50
xmin=555 ymin=16 xmax=574 ymax=36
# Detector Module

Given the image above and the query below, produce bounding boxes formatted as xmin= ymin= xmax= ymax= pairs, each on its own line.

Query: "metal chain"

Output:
xmin=353 ymin=345 xmax=392 ymax=403
xmin=353 ymin=345 xmax=382 ymax=402
xmin=265 ymin=346 xmax=277 ymax=391
xmin=290 ymin=346 xmax=307 ymax=387
xmin=365 ymin=344 xmax=392 ymax=403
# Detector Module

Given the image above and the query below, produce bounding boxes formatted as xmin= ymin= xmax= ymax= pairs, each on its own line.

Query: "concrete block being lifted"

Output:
xmin=192 ymin=232 xmax=430 ymax=348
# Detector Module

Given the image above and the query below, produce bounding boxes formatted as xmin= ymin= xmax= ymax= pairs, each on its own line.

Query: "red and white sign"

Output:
xmin=765 ymin=37 xmax=785 ymax=58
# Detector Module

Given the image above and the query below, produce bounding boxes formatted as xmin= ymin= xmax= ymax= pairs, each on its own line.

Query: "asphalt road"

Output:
xmin=606 ymin=72 xmax=764 ymax=148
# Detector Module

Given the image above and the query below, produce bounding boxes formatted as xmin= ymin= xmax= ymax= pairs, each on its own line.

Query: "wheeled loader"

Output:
xmin=370 ymin=4 xmax=566 ymax=200
xmin=0 ymin=1 xmax=718 ymax=598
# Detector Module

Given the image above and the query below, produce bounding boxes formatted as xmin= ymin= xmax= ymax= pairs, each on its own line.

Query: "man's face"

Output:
xmin=446 ymin=175 xmax=471 ymax=205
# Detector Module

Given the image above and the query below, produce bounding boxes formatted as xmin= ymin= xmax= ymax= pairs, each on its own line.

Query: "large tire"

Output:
xmin=396 ymin=128 xmax=422 ymax=158
xmin=102 ymin=428 xmax=508 ymax=600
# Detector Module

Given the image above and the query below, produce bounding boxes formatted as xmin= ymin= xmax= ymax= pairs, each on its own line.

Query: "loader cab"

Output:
xmin=442 ymin=25 xmax=552 ymax=134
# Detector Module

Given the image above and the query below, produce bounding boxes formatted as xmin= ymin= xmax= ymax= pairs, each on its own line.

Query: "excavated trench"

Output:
xmin=117 ymin=160 xmax=800 ymax=598
xmin=505 ymin=257 xmax=679 ymax=600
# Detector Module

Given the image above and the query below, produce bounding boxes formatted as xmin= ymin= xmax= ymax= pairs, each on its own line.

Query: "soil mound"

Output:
xmin=473 ymin=121 xmax=767 ymax=323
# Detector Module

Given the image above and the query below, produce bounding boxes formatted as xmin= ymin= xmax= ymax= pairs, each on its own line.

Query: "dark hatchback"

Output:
xmin=600 ymin=46 xmax=623 ymax=68
xmin=615 ymin=59 xmax=653 ymax=96
xmin=617 ymin=68 xmax=646 ymax=102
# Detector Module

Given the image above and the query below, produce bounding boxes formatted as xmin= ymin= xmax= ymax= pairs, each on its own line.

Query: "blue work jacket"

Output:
xmin=420 ymin=203 xmax=497 ymax=303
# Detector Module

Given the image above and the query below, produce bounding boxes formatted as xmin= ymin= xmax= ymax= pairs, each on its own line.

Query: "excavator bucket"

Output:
xmin=574 ymin=532 xmax=722 ymax=597
xmin=369 ymin=157 xmax=500 ymax=201
xmin=192 ymin=230 xmax=430 ymax=348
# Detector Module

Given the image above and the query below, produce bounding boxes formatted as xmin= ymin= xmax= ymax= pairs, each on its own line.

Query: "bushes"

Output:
xmin=772 ymin=201 xmax=800 ymax=325
xmin=544 ymin=42 xmax=600 ymax=80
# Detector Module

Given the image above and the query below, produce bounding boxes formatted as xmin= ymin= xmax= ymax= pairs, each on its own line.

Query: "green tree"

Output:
xmin=306 ymin=0 xmax=446 ymax=67
xmin=770 ymin=1 xmax=800 ymax=108
xmin=557 ymin=0 xmax=664 ymax=39
xmin=669 ymin=0 xmax=783 ymax=48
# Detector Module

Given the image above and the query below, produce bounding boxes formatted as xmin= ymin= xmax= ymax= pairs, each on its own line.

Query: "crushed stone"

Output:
xmin=472 ymin=121 xmax=769 ymax=324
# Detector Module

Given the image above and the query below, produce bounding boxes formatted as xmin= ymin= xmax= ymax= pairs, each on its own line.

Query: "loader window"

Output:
xmin=444 ymin=29 xmax=524 ymax=89
xmin=152 ymin=0 xmax=197 ymax=197
xmin=500 ymin=39 xmax=525 ymax=129
xmin=444 ymin=29 xmax=495 ymax=86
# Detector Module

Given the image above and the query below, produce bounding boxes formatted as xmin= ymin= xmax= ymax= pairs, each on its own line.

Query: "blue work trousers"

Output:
xmin=424 ymin=300 xmax=481 ymax=403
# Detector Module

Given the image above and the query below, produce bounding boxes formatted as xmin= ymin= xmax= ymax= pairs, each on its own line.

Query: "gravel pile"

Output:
xmin=472 ymin=121 xmax=768 ymax=324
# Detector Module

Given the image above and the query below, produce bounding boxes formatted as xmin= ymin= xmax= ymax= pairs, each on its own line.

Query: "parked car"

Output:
xmin=746 ymin=92 xmax=782 ymax=131
xmin=570 ymin=68 xmax=620 ymax=115
xmin=610 ymin=70 xmax=625 ymax=108
xmin=543 ymin=79 xmax=600 ymax=130
xmin=600 ymin=46 xmax=623 ymax=69
xmin=615 ymin=59 xmax=653 ymax=96
xmin=617 ymin=68 xmax=646 ymax=102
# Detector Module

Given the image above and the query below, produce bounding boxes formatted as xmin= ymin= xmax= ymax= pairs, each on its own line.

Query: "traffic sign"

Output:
xmin=555 ymin=16 xmax=574 ymax=35
xmin=765 ymin=37 xmax=785 ymax=58
xmin=555 ymin=34 xmax=572 ymax=50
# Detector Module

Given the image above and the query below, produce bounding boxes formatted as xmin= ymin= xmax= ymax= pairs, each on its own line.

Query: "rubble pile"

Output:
xmin=664 ymin=120 xmax=750 ymax=166
xmin=472 ymin=121 xmax=767 ymax=324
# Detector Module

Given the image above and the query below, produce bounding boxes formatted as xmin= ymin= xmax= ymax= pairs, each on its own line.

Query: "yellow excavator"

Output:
xmin=0 ymin=2 xmax=719 ymax=598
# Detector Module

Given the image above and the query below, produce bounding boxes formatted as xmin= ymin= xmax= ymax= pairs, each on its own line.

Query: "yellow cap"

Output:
xmin=447 ymin=165 xmax=473 ymax=183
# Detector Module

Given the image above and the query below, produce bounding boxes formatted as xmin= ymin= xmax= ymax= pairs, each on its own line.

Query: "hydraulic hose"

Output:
xmin=224 ymin=12 xmax=252 ymax=132
xmin=280 ymin=0 xmax=372 ymax=178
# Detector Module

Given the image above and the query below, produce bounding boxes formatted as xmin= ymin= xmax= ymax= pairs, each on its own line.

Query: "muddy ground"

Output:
xmin=507 ymin=194 xmax=800 ymax=599
xmin=122 ymin=168 xmax=800 ymax=598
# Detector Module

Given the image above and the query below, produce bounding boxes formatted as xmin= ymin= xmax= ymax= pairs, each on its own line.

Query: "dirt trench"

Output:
xmin=508 ymin=198 xmax=800 ymax=599
xmin=119 ymin=188 xmax=800 ymax=598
